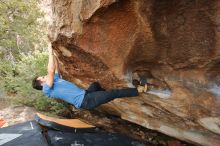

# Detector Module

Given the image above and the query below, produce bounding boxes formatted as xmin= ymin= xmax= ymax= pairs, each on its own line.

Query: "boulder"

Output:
xmin=48 ymin=0 xmax=220 ymax=145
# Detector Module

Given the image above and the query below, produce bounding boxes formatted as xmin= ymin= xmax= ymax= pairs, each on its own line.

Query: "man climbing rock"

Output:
xmin=32 ymin=46 xmax=147 ymax=110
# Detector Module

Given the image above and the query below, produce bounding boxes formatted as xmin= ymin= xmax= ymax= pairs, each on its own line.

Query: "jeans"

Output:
xmin=80 ymin=82 xmax=139 ymax=110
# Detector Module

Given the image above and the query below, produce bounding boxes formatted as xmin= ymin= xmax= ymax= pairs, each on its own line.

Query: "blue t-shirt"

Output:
xmin=42 ymin=73 xmax=85 ymax=108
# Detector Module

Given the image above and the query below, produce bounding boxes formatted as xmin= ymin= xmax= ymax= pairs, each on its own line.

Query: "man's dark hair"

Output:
xmin=32 ymin=76 xmax=43 ymax=90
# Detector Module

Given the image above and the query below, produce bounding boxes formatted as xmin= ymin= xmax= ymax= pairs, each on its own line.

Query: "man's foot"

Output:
xmin=132 ymin=79 xmax=140 ymax=88
xmin=132 ymin=77 xmax=147 ymax=87
xmin=137 ymin=84 xmax=148 ymax=93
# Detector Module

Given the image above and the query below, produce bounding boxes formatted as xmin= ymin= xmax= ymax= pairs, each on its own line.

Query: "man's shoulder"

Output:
xmin=42 ymin=83 xmax=52 ymax=96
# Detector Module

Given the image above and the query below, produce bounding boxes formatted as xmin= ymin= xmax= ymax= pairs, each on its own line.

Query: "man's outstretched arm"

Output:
xmin=46 ymin=44 xmax=56 ymax=87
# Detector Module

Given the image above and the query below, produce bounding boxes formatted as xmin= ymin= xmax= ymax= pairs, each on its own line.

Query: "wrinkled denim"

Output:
xmin=81 ymin=82 xmax=139 ymax=110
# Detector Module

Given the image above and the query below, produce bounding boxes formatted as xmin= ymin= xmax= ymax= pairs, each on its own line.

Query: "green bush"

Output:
xmin=0 ymin=0 xmax=67 ymax=115
xmin=0 ymin=51 xmax=48 ymax=97
xmin=0 ymin=51 xmax=68 ymax=114
xmin=33 ymin=96 xmax=67 ymax=115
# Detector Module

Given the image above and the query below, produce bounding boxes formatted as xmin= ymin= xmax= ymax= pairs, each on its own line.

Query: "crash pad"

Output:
xmin=35 ymin=113 xmax=95 ymax=131
xmin=0 ymin=121 xmax=47 ymax=146
xmin=46 ymin=129 xmax=149 ymax=146
xmin=0 ymin=120 xmax=150 ymax=146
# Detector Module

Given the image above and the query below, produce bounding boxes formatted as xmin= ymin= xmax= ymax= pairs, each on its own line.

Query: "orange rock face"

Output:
xmin=49 ymin=0 xmax=220 ymax=145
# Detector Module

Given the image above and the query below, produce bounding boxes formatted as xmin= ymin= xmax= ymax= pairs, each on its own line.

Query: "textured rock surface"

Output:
xmin=48 ymin=0 xmax=220 ymax=145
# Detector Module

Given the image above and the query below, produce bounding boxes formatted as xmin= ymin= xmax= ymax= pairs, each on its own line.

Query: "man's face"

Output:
xmin=37 ymin=76 xmax=47 ymax=84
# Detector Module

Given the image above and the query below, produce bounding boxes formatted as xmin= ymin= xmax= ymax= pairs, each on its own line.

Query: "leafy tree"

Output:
xmin=0 ymin=1 xmax=68 ymax=114
xmin=0 ymin=51 xmax=47 ymax=96
xmin=0 ymin=0 xmax=47 ymax=60
xmin=0 ymin=51 xmax=69 ymax=115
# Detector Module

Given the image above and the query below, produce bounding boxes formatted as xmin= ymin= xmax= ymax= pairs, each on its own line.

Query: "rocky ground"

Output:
xmin=70 ymin=108 xmax=195 ymax=146
xmin=0 ymin=98 xmax=195 ymax=146
xmin=0 ymin=96 xmax=36 ymax=126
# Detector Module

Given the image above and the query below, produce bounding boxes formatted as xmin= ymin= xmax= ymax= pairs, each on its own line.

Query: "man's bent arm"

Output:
xmin=46 ymin=44 xmax=56 ymax=87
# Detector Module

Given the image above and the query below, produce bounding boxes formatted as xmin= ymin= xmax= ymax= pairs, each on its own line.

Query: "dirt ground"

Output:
xmin=0 ymin=98 xmax=36 ymax=126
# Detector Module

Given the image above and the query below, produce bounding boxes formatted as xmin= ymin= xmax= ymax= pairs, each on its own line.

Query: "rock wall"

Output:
xmin=48 ymin=0 xmax=220 ymax=145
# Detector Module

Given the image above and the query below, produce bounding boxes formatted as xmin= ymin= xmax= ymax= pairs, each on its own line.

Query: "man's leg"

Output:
xmin=81 ymin=88 xmax=138 ymax=110
xmin=86 ymin=82 xmax=105 ymax=93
